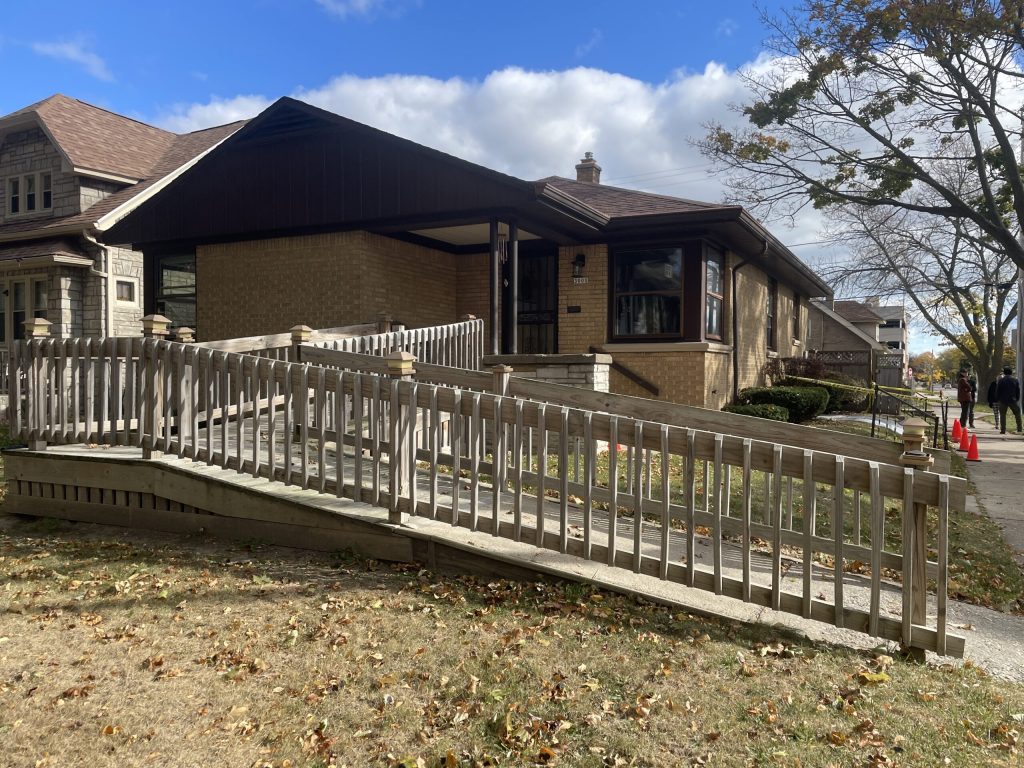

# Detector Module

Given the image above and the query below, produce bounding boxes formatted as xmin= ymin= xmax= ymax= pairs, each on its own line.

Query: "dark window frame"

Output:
xmin=8 ymin=178 xmax=19 ymax=215
xmin=152 ymin=251 xmax=197 ymax=333
xmin=792 ymin=293 xmax=801 ymax=341
xmin=609 ymin=245 xmax=685 ymax=341
xmin=766 ymin=277 xmax=778 ymax=351
xmin=705 ymin=245 xmax=725 ymax=341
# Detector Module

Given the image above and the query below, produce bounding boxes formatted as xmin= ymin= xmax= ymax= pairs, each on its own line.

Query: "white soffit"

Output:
xmin=410 ymin=224 xmax=542 ymax=246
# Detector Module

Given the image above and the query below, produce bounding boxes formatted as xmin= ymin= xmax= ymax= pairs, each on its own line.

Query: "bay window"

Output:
xmin=612 ymin=247 xmax=682 ymax=338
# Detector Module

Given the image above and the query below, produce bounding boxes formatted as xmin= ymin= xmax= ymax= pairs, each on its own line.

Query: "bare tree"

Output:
xmin=821 ymin=202 xmax=1018 ymax=387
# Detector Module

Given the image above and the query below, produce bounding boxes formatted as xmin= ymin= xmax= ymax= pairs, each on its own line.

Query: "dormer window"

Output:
xmin=7 ymin=173 xmax=53 ymax=216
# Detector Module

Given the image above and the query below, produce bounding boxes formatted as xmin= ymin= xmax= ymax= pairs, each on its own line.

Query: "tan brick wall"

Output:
xmin=455 ymin=252 xmax=493 ymax=342
xmin=609 ymin=351 xmax=708 ymax=407
xmin=704 ymin=350 xmax=732 ymax=409
xmin=557 ymin=244 xmax=608 ymax=354
xmin=732 ymin=257 xmax=804 ymax=395
xmin=197 ymin=231 xmax=457 ymax=341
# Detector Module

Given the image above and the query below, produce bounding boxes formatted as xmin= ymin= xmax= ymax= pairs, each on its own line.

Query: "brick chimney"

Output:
xmin=575 ymin=151 xmax=602 ymax=184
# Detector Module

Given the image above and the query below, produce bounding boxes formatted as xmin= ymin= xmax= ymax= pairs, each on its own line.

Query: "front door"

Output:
xmin=514 ymin=250 xmax=557 ymax=354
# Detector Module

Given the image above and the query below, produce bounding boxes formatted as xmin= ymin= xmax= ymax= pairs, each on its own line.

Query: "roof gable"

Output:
xmin=833 ymin=300 xmax=885 ymax=325
xmin=105 ymin=97 xmax=547 ymax=246
xmin=0 ymin=94 xmax=176 ymax=181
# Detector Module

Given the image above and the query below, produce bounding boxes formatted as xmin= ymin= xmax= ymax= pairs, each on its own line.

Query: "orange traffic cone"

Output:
xmin=958 ymin=426 xmax=971 ymax=451
xmin=967 ymin=433 xmax=981 ymax=462
xmin=951 ymin=419 xmax=962 ymax=440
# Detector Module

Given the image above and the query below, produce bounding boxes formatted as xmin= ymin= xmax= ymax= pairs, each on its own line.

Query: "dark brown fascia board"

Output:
xmin=602 ymin=206 xmax=831 ymax=298
xmin=0 ymin=223 xmax=89 ymax=244
xmin=534 ymin=182 xmax=611 ymax=228
xmin=735 ymin=210 xmax=832 ymax=298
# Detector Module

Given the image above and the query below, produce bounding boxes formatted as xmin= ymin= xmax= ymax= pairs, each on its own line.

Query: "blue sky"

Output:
xmin=0 ymin=1 xmax=935 ymax=351
xmin=1 ymin=1 xmax=782 ymax=119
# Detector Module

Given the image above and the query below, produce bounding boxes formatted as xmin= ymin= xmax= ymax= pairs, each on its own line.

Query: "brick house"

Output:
xmin=0 ymin=95 xmax=241 ymax=347
xmin=105 ymin=97 xmax=831 ymax=409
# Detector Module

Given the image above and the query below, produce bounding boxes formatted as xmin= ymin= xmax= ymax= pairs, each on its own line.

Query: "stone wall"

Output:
xmin=110 ymin=245 xmax=143 ymax=336
xmin=0 ymin=127 xmax=78 ymax=220
xmin=80 ymin=178 xmax=125 ymax=213
xmin=482 ymin=354 xmax=611 ymax=393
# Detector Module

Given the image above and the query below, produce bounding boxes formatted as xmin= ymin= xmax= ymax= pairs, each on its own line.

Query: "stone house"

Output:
xmin=0 ymin=94 xmax=242 ymax=348
xmin=105 ymin=97 xmax=831 ymax=409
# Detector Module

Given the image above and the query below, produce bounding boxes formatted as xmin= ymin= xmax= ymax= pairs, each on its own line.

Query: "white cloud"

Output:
xmin=575 ymin=29 xmax=603 ymax=59
xmin=153 ymin=62 xmax=831 ymax=262
xmin=716 ymin=18 xmax=738 ymax=38
xmin=31 ymin=39 xmax=113 ymax=81
xmin=315 ymin=0 xmax=416 ymax=19
xmin=157 ymin=94 xmax=271 ymax=133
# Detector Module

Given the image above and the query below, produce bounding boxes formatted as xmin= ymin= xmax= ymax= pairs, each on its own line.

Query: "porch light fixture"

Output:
xmin=572 ymin=253 xmax=587 ymax=282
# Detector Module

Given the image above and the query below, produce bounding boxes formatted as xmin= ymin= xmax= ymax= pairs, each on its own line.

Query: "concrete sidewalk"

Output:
xmin=955 ymin=407 xmax=1024 ymax=569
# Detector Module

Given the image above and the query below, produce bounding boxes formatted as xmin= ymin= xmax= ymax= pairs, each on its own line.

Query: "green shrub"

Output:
xmin=777 ymin=376 xmax=870 ymax=413
xmin=737 ymin=385 xmax=830 ymax=423
xmin=721 ymin=403 xmax=790 ymax=422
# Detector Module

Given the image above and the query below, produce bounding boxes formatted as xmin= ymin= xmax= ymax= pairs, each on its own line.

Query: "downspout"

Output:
xmin=83 ymin=230 xmax=114 ymax=338
xmin=731 ymin=238 xmax=770 ymax=401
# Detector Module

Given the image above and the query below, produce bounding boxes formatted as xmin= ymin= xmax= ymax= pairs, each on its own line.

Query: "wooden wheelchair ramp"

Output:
xmin=6 ymin=328 xmax=967 ymax=657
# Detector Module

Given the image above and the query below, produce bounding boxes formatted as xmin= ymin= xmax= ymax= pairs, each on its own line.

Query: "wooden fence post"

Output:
xmin=24 ymin=318 xmax=52 ymax=451
xmin=899 ymin=417 xmax=933 ymax=661
xmin=174 ymin=327 xmax=195 ymax=447
xmin=377 ymin=312 xmax=393 ymax=335
xmin=289 ymin=325 xmax=312 ymax=443
xmin=142 ymin=314 xmax=170 ymax=459
xmin=386 ymin=350 xmax=416 ymax=524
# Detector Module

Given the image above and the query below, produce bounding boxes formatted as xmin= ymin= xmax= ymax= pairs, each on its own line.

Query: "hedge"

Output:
xmin=721 ymin=403 xmax=790 ymax=422
xmin=736 ymin=385 xmax=830 ymax=423
xmin=777 ymin=375 xmax=870 ymax=413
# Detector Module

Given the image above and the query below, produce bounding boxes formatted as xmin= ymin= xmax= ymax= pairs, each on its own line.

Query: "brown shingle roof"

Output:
xmin=0 ymin=237 xmax=88 ymax=263
xmin=832 ymin=300 xmax=885 ymax=324
xmin=1 ymin=94 xmax=177 ymax=180
xmin=537 ymin=176 xmax=731 ymax=218
xmin=0 ymin=120 xmax=244 ymax=241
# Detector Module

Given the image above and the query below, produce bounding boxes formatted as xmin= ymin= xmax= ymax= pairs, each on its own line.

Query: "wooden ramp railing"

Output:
xmin=7 ymin=333 xmax=967 ymax=657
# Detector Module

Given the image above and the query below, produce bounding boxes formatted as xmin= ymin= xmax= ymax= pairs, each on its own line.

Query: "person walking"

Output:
xmin=957 ymin=369 xmax=974 ymax=429
xmin=967 ymin=368 xmax=978 ymax=427
xmin=996 ymin=365 xmax=1022 ymax=434
xmin=988 ymin=375 xmax=1001 ymax=431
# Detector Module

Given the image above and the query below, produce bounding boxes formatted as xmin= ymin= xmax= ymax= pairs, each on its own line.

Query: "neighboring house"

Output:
xmin=865 ymin=298 xmax=910 ymax=365
xmin=808 ymin=299 xmax=887 ymax=353
xmin=0 ymin=95 xmax=242 ymax=347
xmin=807 ymin=298 xmax=890 ymax=383
xmin=105 ymin=97 xmax=831 ymax=409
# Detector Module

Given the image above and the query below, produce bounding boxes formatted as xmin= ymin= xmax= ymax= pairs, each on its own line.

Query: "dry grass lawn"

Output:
xmin=1 ymin=513 xmax=1022 ymax=768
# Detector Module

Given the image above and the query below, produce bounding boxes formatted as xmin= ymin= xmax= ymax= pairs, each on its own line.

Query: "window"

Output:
xmin=12 ymin=282 xmax=26 ymax=340
xmin=612 ymin=247 xmax=682 ymax=338
xmin=766 ymin=277 xmax=778 ymax=350
xmin=882 ymin=319 xmax=902 ymax=329
xmin=116 ymin=280 xmax=136 ymax=303
xmin=6 ymin=173 xmax=53 ymax=216
xmin=33 ymin=280 xmax=47 ymax=319
xmin=705 ymin=247 xmax=724 ymax=339
xmin=154 ymin=253 xmax=197 ymax=331
xmin=792 ymin=294 xmax=801 ymax=340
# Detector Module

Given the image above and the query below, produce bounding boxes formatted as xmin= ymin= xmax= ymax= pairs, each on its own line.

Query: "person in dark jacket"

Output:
xmin=996 ymin=366 xmax=1022 ymax=434
xmin=956 ymin=370 xmax=974 ymax=429
xmin=987 ymin=377 xmax=1001 ymax=430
